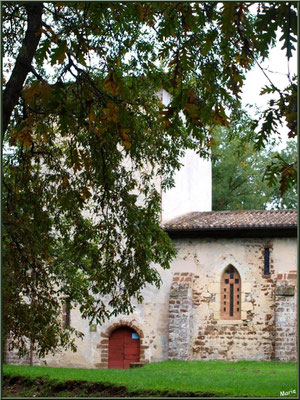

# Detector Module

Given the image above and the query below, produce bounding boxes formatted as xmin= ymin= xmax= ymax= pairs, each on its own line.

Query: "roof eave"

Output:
xmin=164 ymin=226 xmax=297 ymax=239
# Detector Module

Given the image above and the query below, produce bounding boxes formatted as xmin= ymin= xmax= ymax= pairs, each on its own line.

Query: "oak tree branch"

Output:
xmin=2 ymin=3 xmax=43 ymax=143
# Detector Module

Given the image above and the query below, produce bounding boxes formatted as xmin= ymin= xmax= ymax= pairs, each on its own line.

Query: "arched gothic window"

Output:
xmin=221 ymin=265 xmax=241 ymax=320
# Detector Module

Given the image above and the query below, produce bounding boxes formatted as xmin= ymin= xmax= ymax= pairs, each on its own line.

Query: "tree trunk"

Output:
xmin=29 ymin=340 xmax=33 ymax=366
xmin=2 ymin=3 xmax=43 ymax=143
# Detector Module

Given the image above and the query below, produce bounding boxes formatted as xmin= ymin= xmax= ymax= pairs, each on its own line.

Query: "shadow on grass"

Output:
xmin=3 ymin=374 xmax=223 ymax=397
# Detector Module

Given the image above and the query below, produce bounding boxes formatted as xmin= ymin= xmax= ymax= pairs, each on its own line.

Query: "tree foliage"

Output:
xmin=2 ymin=2 xmax=297 ymax=358
xmin=212 ymin=114 xmax=297 ymax=211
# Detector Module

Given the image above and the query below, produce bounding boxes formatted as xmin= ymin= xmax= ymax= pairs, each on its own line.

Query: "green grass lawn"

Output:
xmin=3 ymin=360 xmax=298 ymax=397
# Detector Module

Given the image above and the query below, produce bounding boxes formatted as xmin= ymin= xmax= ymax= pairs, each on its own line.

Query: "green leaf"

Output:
xmin=50 ymin=41 xmax=67 ymax=65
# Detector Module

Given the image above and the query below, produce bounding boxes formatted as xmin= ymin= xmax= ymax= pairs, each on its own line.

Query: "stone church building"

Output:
xmin=41 ymin=210 xmax=295 ymax=370
xmin=6 ymin=91 xmax=297 ymax=369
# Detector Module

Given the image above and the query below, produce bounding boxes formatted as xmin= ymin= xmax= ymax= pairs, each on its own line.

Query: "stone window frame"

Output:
xmin=95 ymin=320 xmax=149 ymax=368
xmin=208 ymin=261 xmax=253 ymax=323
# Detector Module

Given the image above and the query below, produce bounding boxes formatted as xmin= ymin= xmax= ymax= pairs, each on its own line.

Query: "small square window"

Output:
xmin=237 ymin=301 xmax=239 ymax=305
xmin=224 ymin=295 xmax=226 ymax=299
xmin=237 ymin=308 xmax=239 ymax=311
xmin=235 ymin=279 xmax=239 ymax=283
xmin=224 ymin=307 xmax=226 ymax=311
xmin=224 ymin=301 xmax=226 ymax=305
xmin=237 ymin=294 xmax=239 ymax=298
xmin=224 ymin=288 xmax=226 ymax=292
xmin=225 ymin=279 xmax=229 ymax=284
xmin=237 ymin=288 xmax=239 ymax=292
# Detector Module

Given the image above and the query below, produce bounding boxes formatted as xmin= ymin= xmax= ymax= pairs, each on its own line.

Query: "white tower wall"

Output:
xmin=161 ymin=151 xmax=212 ymax=222
xmin=158 ymin=89 xmax=212 ymax=222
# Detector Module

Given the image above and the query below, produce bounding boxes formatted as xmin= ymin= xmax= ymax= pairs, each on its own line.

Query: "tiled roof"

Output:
xmin=163 ymin=210 xmax=297 ymax=231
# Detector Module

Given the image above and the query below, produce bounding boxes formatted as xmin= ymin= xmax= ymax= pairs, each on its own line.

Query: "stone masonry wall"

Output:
xmin=168 ymin=272 xmax=195 ymax=360
xmin=4 ymin=339 xmax=43 ymax=366
xmin=191 ymin=241 xmax=277 ymax=361
xmin=274 ymin=271 xmax=297 ymax=361
xmin=5 ymin=237 xmax=296 ymax=367
xmin=4 ymin=346 xmax=31 ymax=366
xmin=170 ymin=237 xmax=297 ymax=362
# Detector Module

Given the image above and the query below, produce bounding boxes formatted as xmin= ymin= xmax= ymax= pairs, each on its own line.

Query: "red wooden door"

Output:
xmin=108 ymin=327 xmax=140 ymax=369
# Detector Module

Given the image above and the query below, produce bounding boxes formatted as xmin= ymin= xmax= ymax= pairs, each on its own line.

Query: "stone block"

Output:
xmin=209 ymin=302 xmax=220 ymax=311
xmin=241 ymin=311 xmax=247 ymax=320
xmin=242 ymin=282 xmax=252 ymax=293
xmin=95 ymin=363 xmax=108 ymax=368
xmin=208 ymin=283 xmax=220 ymax=293
xmin=213 ymin=311 xmax=220 ymax=319
xmin=275 ymin=286 xmax=295 ymax=296
xmin=170 ymin=288 xmax=189 ymax=298
xmin=130 ymin=362 xmax=144 ymax=368
xmin=242 ymin=302 xmax=253 ymax=311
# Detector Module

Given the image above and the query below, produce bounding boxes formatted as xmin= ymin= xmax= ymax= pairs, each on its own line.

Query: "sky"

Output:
xmin=241 ymin=36 xmax=297 ymax=151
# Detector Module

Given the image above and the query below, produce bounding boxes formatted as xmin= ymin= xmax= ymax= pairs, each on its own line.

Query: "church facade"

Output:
xmin=5 ymin=90 xmax=297 ymax=368
xmin=30 ymin=209 xmax=294 ymax=369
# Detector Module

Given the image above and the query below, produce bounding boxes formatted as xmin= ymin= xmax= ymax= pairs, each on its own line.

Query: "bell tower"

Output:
xmin=158 ymin=89 xmax=212 ymax=222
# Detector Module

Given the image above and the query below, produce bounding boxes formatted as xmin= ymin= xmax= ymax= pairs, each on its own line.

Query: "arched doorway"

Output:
xmin=108 ymin=326 xmax=140 ymax=369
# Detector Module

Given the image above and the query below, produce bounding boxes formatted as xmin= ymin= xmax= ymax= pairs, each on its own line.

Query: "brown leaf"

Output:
xmin=119 ymin=128 xmax=131 ymax=150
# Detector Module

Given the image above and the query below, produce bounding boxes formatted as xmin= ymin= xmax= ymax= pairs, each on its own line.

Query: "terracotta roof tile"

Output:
xmin=163 ymin=210 xmax=297 ymax=231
